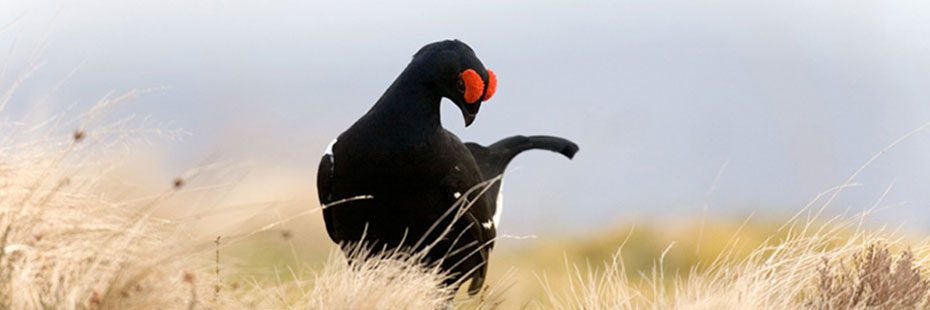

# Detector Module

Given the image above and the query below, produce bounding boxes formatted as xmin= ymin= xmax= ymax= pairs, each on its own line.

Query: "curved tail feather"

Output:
xmin=465 ymin=135 xmax=578 ymax=180
xmin=495 ymin=135 xmax=579 ymax=160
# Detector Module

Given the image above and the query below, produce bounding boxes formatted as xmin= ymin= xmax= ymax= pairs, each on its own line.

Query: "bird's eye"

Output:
xmin=457 ymin=78 xmax=466 ymax=94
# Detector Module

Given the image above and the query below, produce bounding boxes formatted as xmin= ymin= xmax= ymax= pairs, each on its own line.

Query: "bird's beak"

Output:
xmin=463 ymin=113 xmax=476 ymax=127
xmin=459 ymin=103 xmax=480 ymax=127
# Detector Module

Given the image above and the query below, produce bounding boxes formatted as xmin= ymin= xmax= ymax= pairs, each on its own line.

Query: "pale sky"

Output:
xmin=4 ymin=0 xmax=930 ymax=234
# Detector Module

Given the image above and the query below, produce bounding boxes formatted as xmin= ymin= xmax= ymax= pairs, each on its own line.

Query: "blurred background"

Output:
xmin=5 ymin=0 xmax=930 ymax=306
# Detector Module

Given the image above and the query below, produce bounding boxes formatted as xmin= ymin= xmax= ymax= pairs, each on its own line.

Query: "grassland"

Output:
xmin=4 ymin=90 xmax=930 ymax=309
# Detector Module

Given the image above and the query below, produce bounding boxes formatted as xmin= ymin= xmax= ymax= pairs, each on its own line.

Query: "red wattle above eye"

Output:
xmin=460 ymin=69 xmax=484 ymax=104
xmin=483 ymin=69 xmax=496 ymax=101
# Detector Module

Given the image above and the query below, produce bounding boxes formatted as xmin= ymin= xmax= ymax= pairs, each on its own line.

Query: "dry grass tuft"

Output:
xmin=293 ymin=249 xmax=453 ymax=309
xmin=0 ymin=92 xmax=232 ymax=309
xmin=811 ymin=244 xmax=930 ymax=309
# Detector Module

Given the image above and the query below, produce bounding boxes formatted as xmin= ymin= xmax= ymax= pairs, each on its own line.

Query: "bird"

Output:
xmin=316 ymin=39 xmax=578 ymax=295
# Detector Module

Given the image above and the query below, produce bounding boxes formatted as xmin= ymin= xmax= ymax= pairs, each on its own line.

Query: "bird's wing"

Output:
xmin=317 ymin=148 xmax=340 ymax=244
xmin=464 ymin=142 xmax=499 ymax=183
xmin=439 ymin=161 xmax=495 ymax=295
xmin=464 ymin=142 xmax=504 ymax=226
xmin=439 ymin=163 xmax=496 ymax=241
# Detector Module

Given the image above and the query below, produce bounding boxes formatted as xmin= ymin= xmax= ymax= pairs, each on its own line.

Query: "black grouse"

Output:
xmin=316 ymin=40 xmax=578 ymax=294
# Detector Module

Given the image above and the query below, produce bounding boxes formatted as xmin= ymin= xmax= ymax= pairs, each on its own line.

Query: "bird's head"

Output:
xmin=412 ymin=40 xmax=497 ymax=127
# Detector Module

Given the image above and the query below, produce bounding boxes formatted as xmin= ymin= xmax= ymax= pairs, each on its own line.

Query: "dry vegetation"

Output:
xmin=0 ymin=88 xmax=470 ymax=309
xmin=4 ymin=76 xmax=930 ymax=309
xmin=0 ymin=93 xmax=222 ymax=309
xmin=541 ymin=218 xmax=930 ymax=309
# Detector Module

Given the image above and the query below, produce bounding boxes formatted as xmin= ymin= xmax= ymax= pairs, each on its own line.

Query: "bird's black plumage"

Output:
xmin=316 ymin=40 xmax=578 ymax=295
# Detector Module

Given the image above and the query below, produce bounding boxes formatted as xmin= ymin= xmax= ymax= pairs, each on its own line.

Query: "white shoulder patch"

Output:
xmin=492 ymin=181 xmax=504 ymax=228
xmin=323 ymin=139 xmax=337 ymax=174
xmin=482 ymin=220 xmax=494 ymax=229
xmin=324 ymin=139 xmax=338 ymax=156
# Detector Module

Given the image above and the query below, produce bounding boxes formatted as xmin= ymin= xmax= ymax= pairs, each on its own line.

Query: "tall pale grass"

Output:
xmin=544 ymin=214 xmax=930 ymax=309
xmin=0 ymin=89 xmax=241 ymax=309
xmin=248 ymin=249 xmax=455 ymax=309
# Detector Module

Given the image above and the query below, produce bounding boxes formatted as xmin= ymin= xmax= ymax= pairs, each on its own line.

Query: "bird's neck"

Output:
xmin=367 ymin=67 xmax=443 ymax=133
